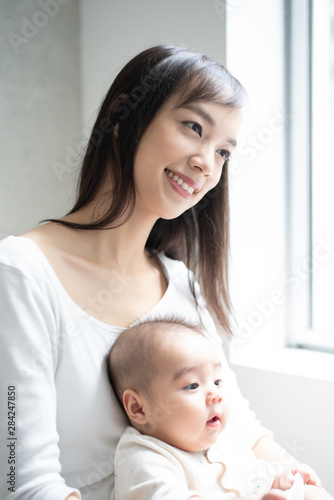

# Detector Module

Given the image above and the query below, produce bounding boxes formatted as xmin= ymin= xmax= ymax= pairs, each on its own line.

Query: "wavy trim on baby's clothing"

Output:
xmin=204 ymin=450 xmax=241 ymax=499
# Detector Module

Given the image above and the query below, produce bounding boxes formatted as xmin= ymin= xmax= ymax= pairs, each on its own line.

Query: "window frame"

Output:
xmin=285 ymin=0 xmax=334 ymax=352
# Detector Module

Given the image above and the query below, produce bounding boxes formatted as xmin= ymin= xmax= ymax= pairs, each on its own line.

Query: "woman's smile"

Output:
xmin=164 ymin=168 xmax=197 ymax=199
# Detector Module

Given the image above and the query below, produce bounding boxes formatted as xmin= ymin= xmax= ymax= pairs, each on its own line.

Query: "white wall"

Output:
xmin=233 ymin=361 xmax=334 ymax=494
xmin=79 ymin=0 xmax=227 ymax=131
xmin=0 ymin=0 xmax=82 ymax=236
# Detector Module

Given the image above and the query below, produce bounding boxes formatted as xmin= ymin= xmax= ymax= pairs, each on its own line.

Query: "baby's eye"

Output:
xmin=184 ymin=382 xmax=199 ymax=391
xmin=185 ymin=122 xmax=202 ymax=136
xmin=217 ymin=149 xmax=230 ymax=160
xmin=214 ymin=379 xmax=223 ymax=387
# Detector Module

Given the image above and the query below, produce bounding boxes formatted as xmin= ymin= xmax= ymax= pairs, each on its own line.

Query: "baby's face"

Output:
xmin=141 ymin=328 xmax=229 ymax=452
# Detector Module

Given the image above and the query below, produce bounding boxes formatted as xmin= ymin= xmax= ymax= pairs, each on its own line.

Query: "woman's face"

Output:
xmin=133 ymin=91 xmax=243 ymax=221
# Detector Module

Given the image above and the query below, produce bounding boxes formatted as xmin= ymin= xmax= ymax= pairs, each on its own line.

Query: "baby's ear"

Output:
xmin=123 ymin=389 xmax=148 ymax=425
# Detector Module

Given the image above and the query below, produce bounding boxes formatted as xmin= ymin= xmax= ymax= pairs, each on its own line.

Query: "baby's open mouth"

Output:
xmin=206 ymin=415 xmax=220 ymax=425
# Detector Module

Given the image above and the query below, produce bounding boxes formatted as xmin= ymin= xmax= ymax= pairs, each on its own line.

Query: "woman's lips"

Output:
xmin=164 ymin=168 xmax=201 ymax=194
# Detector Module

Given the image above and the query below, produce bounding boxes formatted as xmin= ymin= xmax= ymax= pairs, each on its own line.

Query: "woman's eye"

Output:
xmin=214 ymin=379 xmax=223 ymax=387
xmin=184 ymin=382 xmax=199 ymax=391
xmin=217 ymin=149 xmax=230 ymax=160
xmin=186 ymin=122 xmax=202 ymax=135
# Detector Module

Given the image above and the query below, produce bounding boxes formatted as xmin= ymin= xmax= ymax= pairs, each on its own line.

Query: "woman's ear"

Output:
xmin=123 ymin=389 xmax=149 ymax=425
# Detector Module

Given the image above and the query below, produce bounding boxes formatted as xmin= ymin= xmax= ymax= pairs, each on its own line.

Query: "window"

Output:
xmin=286 ymin=0 xmax=334 ymax=351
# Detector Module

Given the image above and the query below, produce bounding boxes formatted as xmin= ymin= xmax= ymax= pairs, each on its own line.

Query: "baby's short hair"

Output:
xmin=107 ymin=317 xmax=203 ymax=408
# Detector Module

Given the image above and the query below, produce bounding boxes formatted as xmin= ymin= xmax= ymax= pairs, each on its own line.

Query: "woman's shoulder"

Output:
xmin=1 ymin=223 xmax=73 ymax=274
xmin=1 ymin=223 xmax=53 ymax=259
xmin=0 ymin=234 xmax=59 ymax=307
xmin=0 ymin=224 xmax=60 ymax=284
xmin=0 ymin=234 xmax=42 ymax=268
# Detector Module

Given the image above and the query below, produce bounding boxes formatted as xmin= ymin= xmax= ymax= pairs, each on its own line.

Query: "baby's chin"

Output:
xmin=171 ymin=430 xmax=227 ymax=454
xmin=136 ymin=417 xmax=228 ymax=453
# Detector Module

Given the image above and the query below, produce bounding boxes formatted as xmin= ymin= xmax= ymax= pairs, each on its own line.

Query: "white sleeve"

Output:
xmin=112 ymin=435 xmax=203 ymax=500
xmin=0 ymin=263 xmax=80 ymax=500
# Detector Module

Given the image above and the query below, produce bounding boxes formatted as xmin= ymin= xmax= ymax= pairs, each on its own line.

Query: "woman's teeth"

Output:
xmin=165 ymin=169 xmax=194 ymax=194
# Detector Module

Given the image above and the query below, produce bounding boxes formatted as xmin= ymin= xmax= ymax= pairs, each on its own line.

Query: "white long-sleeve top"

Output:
xmin=0 ymin=236 xmax=271 ymax=500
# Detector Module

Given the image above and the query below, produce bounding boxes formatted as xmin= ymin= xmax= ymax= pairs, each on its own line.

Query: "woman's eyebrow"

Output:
xmin=178 ymin=103 xmax=238 ymax=148
xmin=179 ymin=103 xmax=215 ymax=126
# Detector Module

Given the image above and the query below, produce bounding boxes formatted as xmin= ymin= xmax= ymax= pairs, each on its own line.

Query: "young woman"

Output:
xmin=0 ymin=45 xmax=302 ymax=500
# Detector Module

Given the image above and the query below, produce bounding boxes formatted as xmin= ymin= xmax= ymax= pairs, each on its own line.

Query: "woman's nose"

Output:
xmin=189 ymin=150 xmax=215 ymax=177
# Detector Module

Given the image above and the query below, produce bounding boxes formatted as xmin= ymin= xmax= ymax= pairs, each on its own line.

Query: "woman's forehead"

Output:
xmin=157 ymin=83 xmax=237 ymax=119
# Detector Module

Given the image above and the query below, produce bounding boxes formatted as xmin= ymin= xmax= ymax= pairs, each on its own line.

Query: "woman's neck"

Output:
xmin=61 ymin=203 xmax=158 ymax=274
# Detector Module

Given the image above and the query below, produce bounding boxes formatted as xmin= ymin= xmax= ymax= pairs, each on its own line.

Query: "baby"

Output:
xmin=107 ymin=318 xmax=329 ymax=500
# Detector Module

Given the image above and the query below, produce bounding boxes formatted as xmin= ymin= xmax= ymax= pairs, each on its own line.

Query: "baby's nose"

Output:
xmin=207 ymin=392 xmax=223 ymax=405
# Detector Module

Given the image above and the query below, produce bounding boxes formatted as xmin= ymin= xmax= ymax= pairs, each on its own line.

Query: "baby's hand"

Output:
xmin=276 ymin=464 xmax=321 ymax=490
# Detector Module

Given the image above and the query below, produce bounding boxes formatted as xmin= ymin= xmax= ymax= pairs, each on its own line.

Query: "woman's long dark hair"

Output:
xmin=48 ymin=45 xmax=247 ymax=336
